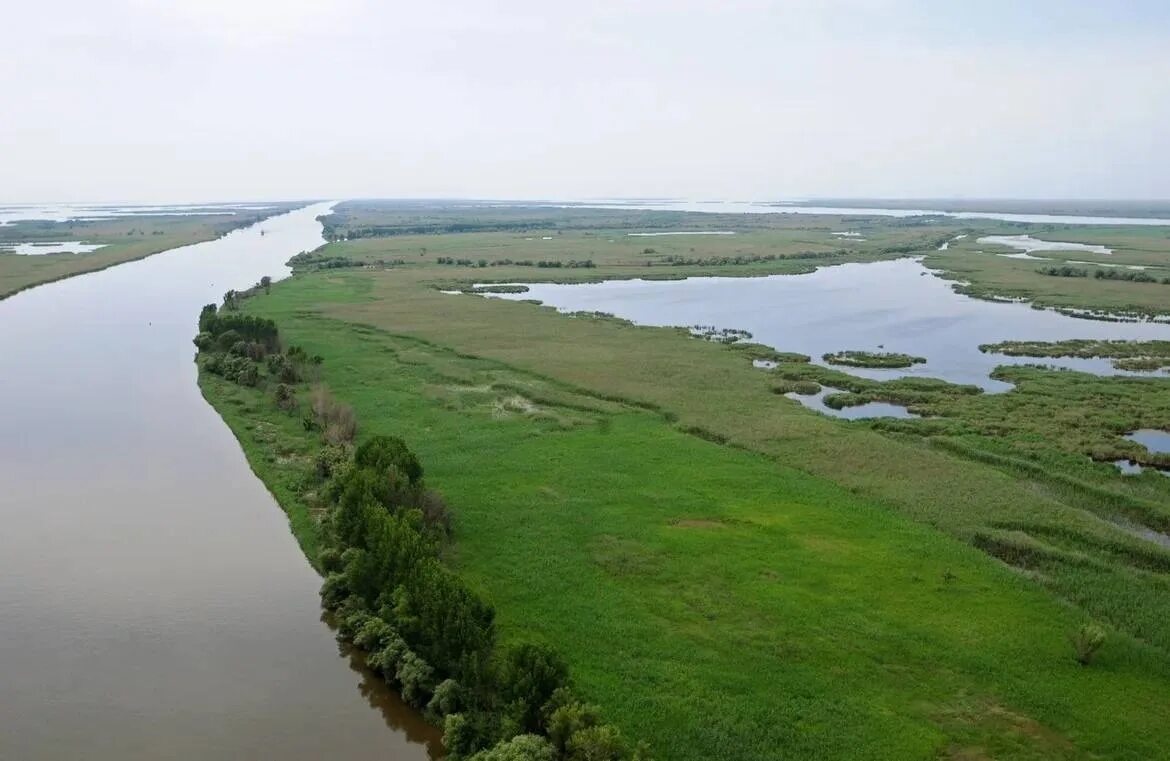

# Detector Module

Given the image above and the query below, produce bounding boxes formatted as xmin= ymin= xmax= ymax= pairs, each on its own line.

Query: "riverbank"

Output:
xmin=0 ymin=205 xmax=293 ymax=299
xmin=0 ymin=203 xmax=442 ymax=760
xmin=196 ymin=203 xmax=1170 ymax=759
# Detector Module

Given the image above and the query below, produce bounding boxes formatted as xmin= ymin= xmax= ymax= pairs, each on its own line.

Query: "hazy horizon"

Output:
xmin=6 ymin=1 xmax=1169 ymax=203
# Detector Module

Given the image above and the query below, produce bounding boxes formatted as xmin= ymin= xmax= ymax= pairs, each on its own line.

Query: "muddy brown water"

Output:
xmin=0 ymin=203 xmax=440 ymax=759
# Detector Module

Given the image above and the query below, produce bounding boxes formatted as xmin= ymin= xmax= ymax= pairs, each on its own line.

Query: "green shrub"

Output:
xmin=274 ymin=383 xmax=297 ymax=411
xmin=354 ymin=435 xmax=424 ymax=484
xmin=566 ymin=724 xmax=630 ymax=761
xmin=547 ymin=695 xmax=602 ymax=755
xmin=216 ymin=329 xmax=243 ymax=351
xmin=426 ymin=678 xmax=466 ymax=722
xmin=469 ymin=734 xmax=556 ymax=761
xmin=396 ymin=649 xmax=436 ymax=706
xmin=1071 ymin=623 xmax=1107 ymax=665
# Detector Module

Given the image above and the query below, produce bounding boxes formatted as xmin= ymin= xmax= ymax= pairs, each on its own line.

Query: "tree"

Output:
xmin=566 ymin=725 xmax=630 ymax=761
xmin=354 ymin=435 xmax=424 ymax=485
xmin=260 ymin=275 xmax=272 ymax=294
xmin=469 ymin=734 xmax=555 ymax=761
xmin=547 ymin=696 xmax=602 ymax=755
xmin=500 ymin=643 xmax=570 ymax=734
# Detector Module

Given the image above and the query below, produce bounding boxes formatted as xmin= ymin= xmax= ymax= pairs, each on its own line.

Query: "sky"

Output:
xmin=4 ymin=0 xmax=1169 ymax=203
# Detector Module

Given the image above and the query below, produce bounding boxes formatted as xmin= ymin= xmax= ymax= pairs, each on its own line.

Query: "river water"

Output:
xmin=0 ymin=203 xmax=439 ymax=759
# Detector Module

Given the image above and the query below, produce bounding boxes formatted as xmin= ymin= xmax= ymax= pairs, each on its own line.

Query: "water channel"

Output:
xmin=0 ymin=203 xmax=439 ymax=760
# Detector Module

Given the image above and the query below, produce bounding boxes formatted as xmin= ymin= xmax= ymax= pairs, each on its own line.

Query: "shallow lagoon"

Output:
xmin=1126 ymin=429 xmax=1170 ymax=454
xmin=785 ymin=385 xmax=918 ymax=420
xmin=485 ymin=258 xmax=1170 ymax=392
xmin=3 ymin=241 xmax=107 ymax=255
xmin=977 ymin=234 xmax=1114 ymax=256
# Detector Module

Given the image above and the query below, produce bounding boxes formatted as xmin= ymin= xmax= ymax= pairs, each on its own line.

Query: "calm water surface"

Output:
xmin=554 ymin=200 xmax=1170 ymax=226
xmin=0 ymin=203 xmax=439 ymax=760
xmin=1126 ymin=429 xmax=1170 ymax=454
xmin=486 ymin=258 xmax=1170 ymax=392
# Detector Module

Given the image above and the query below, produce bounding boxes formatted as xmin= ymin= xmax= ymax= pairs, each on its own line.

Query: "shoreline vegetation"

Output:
xmin=0 ymin=206 xmax=292 ymax=299
xmin=195 ymin=296 xmax=651 ymax=761
xmin=822 ymin=350 xmax=927 ymax=368
xmin=981 ymin=339 xmax=1170 ymax=372
xmin=197 ymin=201 xmax=1170 ymax=760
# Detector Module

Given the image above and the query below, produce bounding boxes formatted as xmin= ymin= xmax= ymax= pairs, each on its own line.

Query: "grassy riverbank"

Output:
xmin=924 ymin=226 xmax=1170 ymax=318
xmin=0 ymin=206 xmax=291 ymax=298
xmin=197 ymin=204 xmax=1170 ymax=759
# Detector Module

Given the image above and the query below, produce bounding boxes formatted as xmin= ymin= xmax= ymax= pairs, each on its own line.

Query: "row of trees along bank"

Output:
xmin=194 ymin=291 xmax=652 ymax=761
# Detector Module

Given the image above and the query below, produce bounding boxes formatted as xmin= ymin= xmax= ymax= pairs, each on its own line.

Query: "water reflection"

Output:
xmin=323 ymin=613 xmax=444 ymax=758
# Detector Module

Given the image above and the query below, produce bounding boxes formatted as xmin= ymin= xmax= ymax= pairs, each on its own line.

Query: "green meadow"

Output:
xmin=200 ymin=204 xmax=1170 ymax=760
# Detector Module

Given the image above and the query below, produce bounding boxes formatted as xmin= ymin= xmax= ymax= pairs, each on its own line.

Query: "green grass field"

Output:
xmin=198 ymin=204 xmax=1170 ymax=759
xmin=925 ymin=226 xmax=1170 ymax=317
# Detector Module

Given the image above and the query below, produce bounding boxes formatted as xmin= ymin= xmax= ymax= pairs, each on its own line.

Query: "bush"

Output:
xmin=274 ymin=383 xmax=297 ymax=411
xmin=396 ymin=649 xmax=436 ymax=706
xmin=315 ymin=444 xmax=352 ymax=481
xmin=311 ymin=386 xmax=357 ymax=444
xmin=421 ymin=490 xmax=453 ymax=534
xmin=216 ymin=329 xmax=243 ymax=351
xmin=444 ymin=713 xmax=500 ymax=760
xmin=367 ymin=630 xmax=409 ymax=676
xmin=354 ymin=435 xmax=424 ymax=484
xmin=547 ymin=694 xmax=602 ymax=755
xmin=469 ymin=734 xmax=556 ymax=761
xmin=268 ymin=353 xmax=300 ymax=383
xmin=566 ymin=724 xmax=630 ymax=761
xmin=426 ymin=678 xmax=465 ymax=721
xmin=354 ymin=616 xmax=395 ymax=650
xmin=1071 ymin=623 xmax=1107 ymax=665
xmin=319 ymin=546 xmax=343 ymax=573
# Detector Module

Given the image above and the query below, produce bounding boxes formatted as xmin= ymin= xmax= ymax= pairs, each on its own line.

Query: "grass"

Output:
xmin=981 ymin=339 xmax=1170 ymax=372
xmin=822 ymin=350 xmax=927 ymax=368
xmin=197 ymin=249 xmax=1170 ymax=760
xmin=194 ymin=203 xmax=1170 ymax=759
xmin=924 ymin=226 xmax=1170 ymax=318
xmin=0 ymin=207 xmax=288 ymax=298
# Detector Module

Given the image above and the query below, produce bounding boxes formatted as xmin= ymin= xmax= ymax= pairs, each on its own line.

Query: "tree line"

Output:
xmin=193 ymin=303 xmax=650 ymax=761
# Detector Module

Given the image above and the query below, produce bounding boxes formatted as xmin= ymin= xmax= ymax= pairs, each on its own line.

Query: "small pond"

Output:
xmin=2 ymin=241 xmax=107 ymax=255
xmin=977 ymin=235 xmax=1113 ymax=256
xmin=1125 ymin=429 xmax=1170 ymax=454
xmin=785 ymin=385 xmax=918 ymax=420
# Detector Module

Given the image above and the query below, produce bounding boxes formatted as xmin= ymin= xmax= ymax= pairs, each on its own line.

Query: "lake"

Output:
xmin=481 ymin=258 xmax=1170 ymax=394
xmin=0 ymin=204 xmax=438 ymax=760
xmin=550 ymin=199 xmax=1170 ymax=226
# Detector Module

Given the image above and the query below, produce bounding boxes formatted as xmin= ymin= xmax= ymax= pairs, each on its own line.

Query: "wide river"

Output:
xmin=0 ymin=204 xmax=439 ymax=759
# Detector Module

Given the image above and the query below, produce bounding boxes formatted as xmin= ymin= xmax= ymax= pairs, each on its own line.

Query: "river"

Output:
xmin=0 ymin=203 xmax=440 ymax=759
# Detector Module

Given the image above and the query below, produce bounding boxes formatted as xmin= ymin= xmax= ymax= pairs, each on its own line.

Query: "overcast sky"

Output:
xmin=4 ymin=0 xmax=1169 ymax=203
